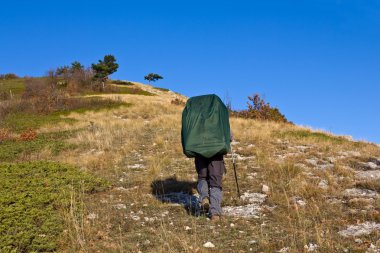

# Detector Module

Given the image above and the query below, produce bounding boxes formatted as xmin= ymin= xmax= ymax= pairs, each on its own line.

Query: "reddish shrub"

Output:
xmin=19 ymin=129 xmax=38 ymax=141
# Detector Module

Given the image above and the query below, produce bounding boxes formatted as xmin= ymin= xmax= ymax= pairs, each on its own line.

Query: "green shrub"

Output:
xmin=0 ymin=130 xmax=78 ymax=162
xmin=109 ymin=80 xmax=134 ymax=85
xmin=0 ymin=97 xmax=130 ymax=132
xmin=0 ymin=73 xmax=19 ymax=79
xmin=276 ymin=129 xmax=348 ymax=144
xmin=0 ymin=161 xmax=108 ymax=252
xmin=153 ymin=87 xmax=169 ymax=92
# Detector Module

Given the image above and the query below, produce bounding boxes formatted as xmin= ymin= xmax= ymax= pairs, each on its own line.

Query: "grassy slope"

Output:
xmin=1 ymin=84 xmax=379 ymax=252
xmin=0 ymin=78 xmax=26 ymax=96
xmin=53 ymin=92 xmax=379 ymax=252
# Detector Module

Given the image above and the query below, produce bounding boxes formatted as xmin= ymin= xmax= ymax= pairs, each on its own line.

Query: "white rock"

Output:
xmin=262 ymin=184 xmax=270 ymax=194
xmin=318 ymin=180 xmax=328 ymax=189
xmin=277 ymin=247 xmax=289 ymax=252
xmin=203 ymin=241 xmax=215 ymax=248
xmin=292 ymin=196 xmax=307 ymax=206
xmin=249 ymin=240 xmax=257 ymax=245
xmin=240 ymin=192 xmax=267 ymax=204
xmin=304 ymin=243 xmax=318 ymax=252
xmin=127 ymin=164 xmax=145 ymax=169
xmin=130 ymin=215 xmax=140 ymax=221
xmin=184 ymin=226 xmax=191 ymax=231
xmin=113 ymin=204 xmax=127 ymax=209
xmin=86 ymin=213 xmax=98 ymax=220
xmin=338 ymin=222 xmax=380 ymax=237
xmin=305 ymin=159 xmax=318 ymax=166
xmin=343 ymin=188 xmax=378 ymax=198
xmin=230 ymin=223 xmax=235 ymax=227
xmin=356 ymin=170 xmax=380 ymax=181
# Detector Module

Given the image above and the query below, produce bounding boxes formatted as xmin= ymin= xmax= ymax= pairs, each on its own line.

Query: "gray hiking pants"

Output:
xmin=195 ymin=154 xmax=225 ymax=216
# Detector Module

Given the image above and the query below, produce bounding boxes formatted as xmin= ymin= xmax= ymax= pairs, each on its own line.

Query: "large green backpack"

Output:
xmin=181 ymin=94 xmax=231 ymax=158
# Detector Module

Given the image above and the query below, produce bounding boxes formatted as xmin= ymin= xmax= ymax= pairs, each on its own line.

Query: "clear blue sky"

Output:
xmin=1 ymin=0 xmax=379 ymax=143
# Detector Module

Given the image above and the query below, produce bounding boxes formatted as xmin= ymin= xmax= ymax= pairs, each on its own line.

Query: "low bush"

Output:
xmin=232 ymin=94 xmax=290 ymax=123
xmin=0 ymin=73 xmax=19 ymax=79
xmin=0 ymin=130 xmax=77 ymax=162
xmin=276 ymin=129 xmax=348 ymax=144
xmin=0 ymin=161 xmax=108 ymax=252
xmin=154 ymin=87 xmax=169 ymax=92
xmin=171 ymin=98 xmax=186 ymax=106
xmin=18 ymin=128 xmax=38 ymax=141
xmin=109 ymin=80 xmax=134 ymax=85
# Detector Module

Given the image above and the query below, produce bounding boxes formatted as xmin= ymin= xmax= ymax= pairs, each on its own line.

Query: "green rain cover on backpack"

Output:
xmin=181 ymin=94 xmax=231 ymax=158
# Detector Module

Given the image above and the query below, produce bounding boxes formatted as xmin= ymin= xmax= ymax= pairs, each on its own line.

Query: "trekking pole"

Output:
xmin=231 ymin=145 xmax=241 ymax=198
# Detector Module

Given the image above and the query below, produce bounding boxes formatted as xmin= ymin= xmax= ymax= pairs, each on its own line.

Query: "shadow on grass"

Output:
xmin=151 ymin=177 xmax=200 ymax=215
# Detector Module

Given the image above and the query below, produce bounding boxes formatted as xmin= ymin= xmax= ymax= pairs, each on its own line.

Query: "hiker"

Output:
xmin=181 ymin=94 xmax=232 ymax=221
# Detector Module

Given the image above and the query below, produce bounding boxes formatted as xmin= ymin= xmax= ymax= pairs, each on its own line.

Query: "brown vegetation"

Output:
xmin=232 ymin=93 xmax=289 ymax=123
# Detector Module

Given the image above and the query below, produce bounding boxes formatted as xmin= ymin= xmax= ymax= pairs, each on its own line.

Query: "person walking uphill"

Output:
xmin=181 ymin=94 xmax=231 ymax=221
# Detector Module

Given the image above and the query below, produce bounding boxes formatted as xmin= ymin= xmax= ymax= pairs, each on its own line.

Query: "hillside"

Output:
xmin=1 ymin=81 xmax=380 ymax=252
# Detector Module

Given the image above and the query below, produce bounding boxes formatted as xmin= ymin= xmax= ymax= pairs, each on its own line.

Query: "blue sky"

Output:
xmin=1 ymin=0 xmax=379 ymax=143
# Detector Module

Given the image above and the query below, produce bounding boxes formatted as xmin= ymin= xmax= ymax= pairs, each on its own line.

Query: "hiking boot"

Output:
xmin=211 ymin=215 xmax=221 ymax=222
xmin=200 ymin=197 xmax=210 ymax=212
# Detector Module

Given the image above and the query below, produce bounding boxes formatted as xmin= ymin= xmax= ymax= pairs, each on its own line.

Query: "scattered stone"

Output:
xmin=113 ymin=204 xmax=127 ymax=209
xmin=248 ymin=240 xmax=257 ymax=245
xmin=277 ymin=247 xmax=289 ymax=252
xmin=356 ymin=170 xmax=380 ymax=181
xmin=304 ymin=243 xmax=318 ymax=252
xmin=338 ymin=222 xmax=380 ymax=237
xmin=235 ymin=154 xmax=255 ymax=161
xmin=115 ymin=186 xmax=129 ymax=192
xmin=354 ymin=238 xmax=363 ymax=244
xmin=318 ymin=180 xmax=328 ymax=189
xmin=224 ymin=192 xmax=267 ymax=218
xmin=240 ymin=192 xmax=267 ymax=204
xmin=358 ymin=161 xmax=380 ymax=170
xmin=343 ymin=188 xmax=378 ymax=198
xmin=127 ymin=164 xmax=145 ymax=169
xmin=184 ymin=226 xmax=191 ymax=231
xmin=203 ymin=241 xmax=215 ymax=248
xmin=230 ymin=223 xmax=235 ymax=228
xmin=262 ymin=184 xmax=270 ymax=194
xmin=223 ymin=204 xmax=262 ymax=218
xmin=292 ymin=196 xmax=307 ymax=207
xmin=130 ymin=215 xmax=140 ymax=221
xmin=87 ymin=213 xmax=98 ymax=220
xmin=316 ymin=164 xmax=334 ymax=170
xmin=144 ymin=217 xmax=156 ymax=222
xmin=305 ymin=159 xmax=318 ymax=166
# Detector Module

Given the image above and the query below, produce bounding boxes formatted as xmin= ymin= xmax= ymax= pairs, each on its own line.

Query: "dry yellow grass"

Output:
xmin=19 ymin=87 xmax=380 ymax=252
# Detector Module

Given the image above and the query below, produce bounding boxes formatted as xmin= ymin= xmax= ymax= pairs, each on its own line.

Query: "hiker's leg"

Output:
xmin=209 ymin=187 xmax=223 ymax=216
xmin=209 ymin=155 xmax=225 ymax=216
xmin=195 ymin=156 xmax=209 ymax=202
